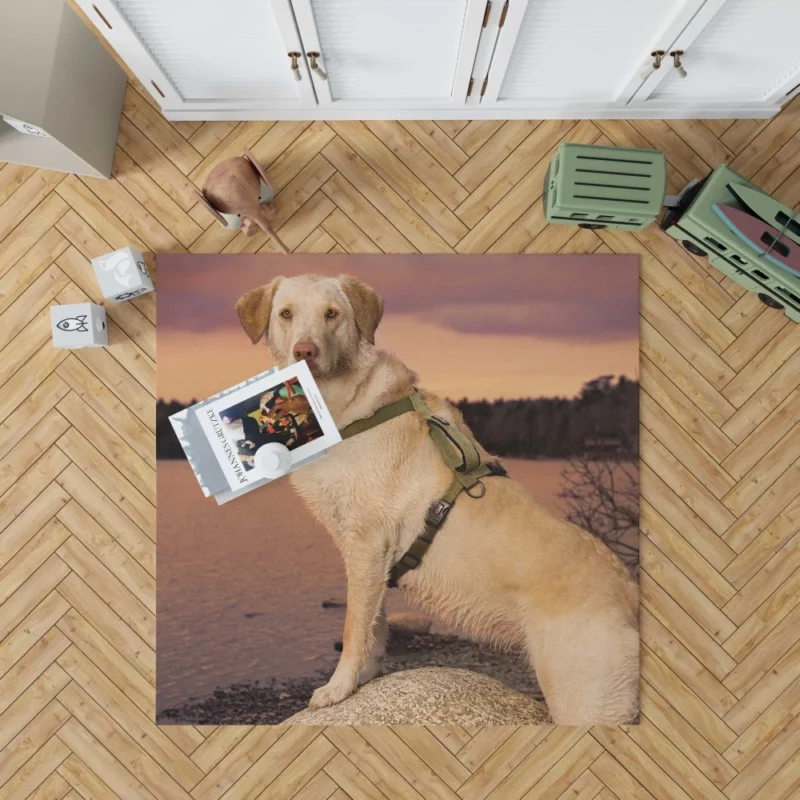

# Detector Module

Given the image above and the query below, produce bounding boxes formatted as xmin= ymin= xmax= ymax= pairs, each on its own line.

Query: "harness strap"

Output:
xmin=409 ymin=391 xmax=482 ymax=475
xmin=339 ymin=395 xmax=415 ymax=440
xmin=388 ymin=459 xmax=507 ymax=587
xmin=336 ymin=388 xmax=507 ymax=587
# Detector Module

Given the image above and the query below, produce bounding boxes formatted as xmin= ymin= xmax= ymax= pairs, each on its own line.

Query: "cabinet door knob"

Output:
xmin=307 ymin=52 xmax=328 ymax=81
xmin=288 ymin=52 xmax=302 ymax=81
xmin=640 ymin=50 xmax=665 ymax=81
xmin=670 ymin=50 xmax=687 ymax=79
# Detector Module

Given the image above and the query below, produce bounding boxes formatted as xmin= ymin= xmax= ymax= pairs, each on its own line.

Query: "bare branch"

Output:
xmin=558 ymin=442 xmax=639 ymax=575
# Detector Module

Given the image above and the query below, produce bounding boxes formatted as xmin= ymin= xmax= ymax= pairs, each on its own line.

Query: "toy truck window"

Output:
xmin=761 ymin=233 xmax=790 ymax=259
xmin=776 ymin=212 xmax=800 ymax=239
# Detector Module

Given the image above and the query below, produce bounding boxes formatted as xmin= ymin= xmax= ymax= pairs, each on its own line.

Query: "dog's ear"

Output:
xmin=235 ymin=277 xmax=284 ymax=344
xmin=339 ymin=275 xmax=383 ymax=344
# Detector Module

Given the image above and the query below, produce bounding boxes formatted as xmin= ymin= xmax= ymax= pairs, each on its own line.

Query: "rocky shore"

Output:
xmin=158 ymin=617 xmax=544 ymax=725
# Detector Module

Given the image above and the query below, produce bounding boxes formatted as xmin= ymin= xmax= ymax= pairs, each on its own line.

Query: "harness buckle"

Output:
xmin=425 ymin=500 xmax=452 ymax=529
xmin=400 ymin=551 xmax=421 ymax=569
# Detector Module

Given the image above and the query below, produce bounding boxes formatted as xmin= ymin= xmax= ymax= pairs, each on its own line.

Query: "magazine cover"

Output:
xmin=195 ymin=360 xmax=340 ymax=491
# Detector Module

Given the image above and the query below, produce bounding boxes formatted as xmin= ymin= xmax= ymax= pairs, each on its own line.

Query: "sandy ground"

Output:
xmin=157 ymin=626 xmax=543 ymax=725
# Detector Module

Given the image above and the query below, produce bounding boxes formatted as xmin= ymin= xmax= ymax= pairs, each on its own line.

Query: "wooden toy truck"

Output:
xmin=544 ymin=143 xmax=800 ymax=322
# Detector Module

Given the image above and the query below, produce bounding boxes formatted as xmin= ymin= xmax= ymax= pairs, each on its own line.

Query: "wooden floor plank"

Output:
xmin=0 ymin=163 xmax=36 ymax=207
xmin=0 ymin=193 xmax=69 ymax=279
xmin=56 ymin=571 xmax=154 ymax=685
xmin=330 ymin=121 xmax=468 ymax=246
xmin=640 ymin=500 xmax=736 ymax=609
xmin=55 ymin=427 xmax=155 ymax=539
xmin=0 ymin=170 xmax=66 ymax=244
xmin=116 ymin=115 xmax=200 ymax=212
xmin=0 ymin=698 xmax=71 ymax=791
xmin=121 ymin=85 xmax=202 ymax=176
xmin=323 ymin=137 xmax=451 ymax=253
xmin=0 ymin=229 xmax=68 ymax=316
xmin=454 ymin=119 xmax=576 ymax=230
xmin=55 ymin=537 xmax=154 ymax=648
xmin=400 ymin=120 xmax=469 ymax=175
xmin=111 ymin=147 xmax=203 ymax=249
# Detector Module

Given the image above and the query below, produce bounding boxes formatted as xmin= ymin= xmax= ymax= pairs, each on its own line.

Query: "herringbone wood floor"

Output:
xmin=2 ymin=66 xmax=800 ymax=799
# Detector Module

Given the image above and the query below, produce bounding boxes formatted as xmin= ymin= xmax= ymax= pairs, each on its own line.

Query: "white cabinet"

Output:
xmin=76 ymin=0 xmax=800 ymax=120
xmin=630 ymin=0 xmax=800 ymax=109
xmin=477 ymin=0 xmax=708 ymax=107
xmin=290 ymin=0 xmax=486 ymax=109
xmin=79 ymin=0 xmax=316 ymax=111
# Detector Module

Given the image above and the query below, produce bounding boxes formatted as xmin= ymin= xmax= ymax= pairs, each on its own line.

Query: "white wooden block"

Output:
xmin=51 ymin=303 xmax=108 ymax=348
xmin=91 ymin=246 xmax=154 ymax=301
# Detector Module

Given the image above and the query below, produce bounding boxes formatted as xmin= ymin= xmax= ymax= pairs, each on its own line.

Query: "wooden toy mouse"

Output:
xmin=196 ymin=149 xmax=289 ymax=254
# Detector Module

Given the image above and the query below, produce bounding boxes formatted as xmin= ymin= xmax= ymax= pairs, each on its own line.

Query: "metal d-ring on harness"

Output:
xmin=339 ymin=389 xmax=507 ymax=587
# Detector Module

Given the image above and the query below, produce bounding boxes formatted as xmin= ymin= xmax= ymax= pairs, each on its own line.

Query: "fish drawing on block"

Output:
xmin=99 ymin=250 xmax=135 ymax=286
xmin=726 ymin=183 xmax=800 ymax=246
xmin=56 ymin=315 xmax=89 ymax=332
xmin=713 ymin=204 xmax=800 ymax=277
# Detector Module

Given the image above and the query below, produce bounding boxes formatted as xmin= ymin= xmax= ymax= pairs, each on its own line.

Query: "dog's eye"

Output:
xmin=325 ymin=308 xmax=338 ymax=319
xmin=280 ymin=309 xmax=292 ymax=319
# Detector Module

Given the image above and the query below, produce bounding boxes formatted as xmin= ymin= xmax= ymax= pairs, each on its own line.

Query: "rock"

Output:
xmin=284 ymin=667 xmax=550 ymax=726
xmin=387 ymin=611 xmax=433 ymax=634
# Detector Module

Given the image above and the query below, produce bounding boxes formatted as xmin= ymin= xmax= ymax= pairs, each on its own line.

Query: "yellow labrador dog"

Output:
xmin=236 ymin=274 xmax=639 ymax=725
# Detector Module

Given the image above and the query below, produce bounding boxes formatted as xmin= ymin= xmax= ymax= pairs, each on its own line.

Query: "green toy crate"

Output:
xmin=660 ymin=164 xmax=800 ymax=323
xmin=544 ymin=143 xmax=667 ymax=231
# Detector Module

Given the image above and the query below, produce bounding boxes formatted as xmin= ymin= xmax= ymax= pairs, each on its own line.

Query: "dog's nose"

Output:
xmin=293 ymin=340 xmax=319 ymax=363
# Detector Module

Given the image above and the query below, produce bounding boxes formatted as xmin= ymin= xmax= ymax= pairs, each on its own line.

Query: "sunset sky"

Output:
xmin=157 ymin=254 xmax=639 ymax=402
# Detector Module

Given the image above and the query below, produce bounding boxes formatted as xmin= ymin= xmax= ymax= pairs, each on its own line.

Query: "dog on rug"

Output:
xmin=235 ymin=274 xmax=639 ymax=725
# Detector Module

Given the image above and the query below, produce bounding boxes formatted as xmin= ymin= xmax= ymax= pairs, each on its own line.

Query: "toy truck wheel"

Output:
xmin=682 ymin=240 xmax=707 ymax=257
xmin=578 ymin=223 xmax=607 ymax=230
xmin=758 ymin=293 xmax=785 ymax=310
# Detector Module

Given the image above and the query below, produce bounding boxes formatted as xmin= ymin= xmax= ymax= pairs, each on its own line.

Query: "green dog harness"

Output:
xmin=340 ymin=389 xmax=507 ymax=587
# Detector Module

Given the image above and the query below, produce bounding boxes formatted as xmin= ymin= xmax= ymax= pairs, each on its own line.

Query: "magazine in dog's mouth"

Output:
xmin=171 ymin=359 xmax=341 ymax=499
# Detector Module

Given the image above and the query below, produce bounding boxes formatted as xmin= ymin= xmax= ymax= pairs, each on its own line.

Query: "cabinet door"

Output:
xmin=289 ymin=0 xmax=486 ymax=109
xmin=632 ymin=0 xmax=800 ymax=108
xmin=479 ymin=0 xmax=707 ymax=110
xmin=75 ymin=0 xmax=316 ymax=112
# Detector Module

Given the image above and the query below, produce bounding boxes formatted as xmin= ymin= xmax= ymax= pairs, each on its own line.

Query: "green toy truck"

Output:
xmin=544 ymin=142 xmax=800 ymax=323
xmin=660 ymin=165 xmax=800 ymax=323
xmin=543 ymin=143 xmax=667 ymax=232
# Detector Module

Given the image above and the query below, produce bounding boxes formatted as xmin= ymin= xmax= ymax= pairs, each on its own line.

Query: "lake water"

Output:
xmin=157 ymin=458 xmax=578 ymax=711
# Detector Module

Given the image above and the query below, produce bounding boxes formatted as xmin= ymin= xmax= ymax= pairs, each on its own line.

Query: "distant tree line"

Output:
xmin=455 ymin=375 xmax=638 ymax=459
xmin=156 ymin=375 xmax=639 ymax=461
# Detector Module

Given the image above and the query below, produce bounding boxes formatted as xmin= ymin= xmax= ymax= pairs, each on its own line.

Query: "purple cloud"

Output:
xmin=157 ymin=253 xmax=638 ymax=341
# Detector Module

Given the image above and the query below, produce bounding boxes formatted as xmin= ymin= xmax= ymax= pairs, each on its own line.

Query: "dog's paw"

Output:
xmin=308 ymin=680 xmax=355 ymax=711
